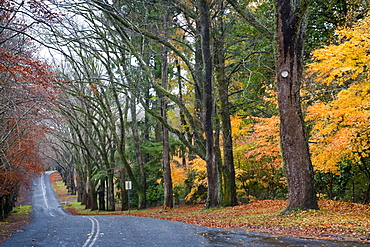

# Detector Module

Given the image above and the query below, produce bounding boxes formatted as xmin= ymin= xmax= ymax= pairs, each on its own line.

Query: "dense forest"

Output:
xmin=1 ymin=0 xmax=369 ymax=219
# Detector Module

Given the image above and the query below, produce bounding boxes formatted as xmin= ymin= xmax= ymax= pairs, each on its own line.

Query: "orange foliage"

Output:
xmin=232 ymin=115 xmax=282 ymax=175
xmin=0 ymin=124 xmax=45 ymax=196
xmin=170 ymin=156 xmax=187 ymax=187
xmin=307 ymin=82 xmax=370 ymax=173
xmin=243 ymin=116 xmax=282 ymax=168
xmin=230 ymin=114 xmax=285 ymax=200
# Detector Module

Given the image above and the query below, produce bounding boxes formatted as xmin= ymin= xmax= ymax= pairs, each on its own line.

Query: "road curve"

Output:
xmin=1 ymin=172 xmax=368 ymax=247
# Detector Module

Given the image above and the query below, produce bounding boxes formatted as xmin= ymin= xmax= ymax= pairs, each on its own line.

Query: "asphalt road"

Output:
xmin=1 ymin=172 xmax=368 ymax=247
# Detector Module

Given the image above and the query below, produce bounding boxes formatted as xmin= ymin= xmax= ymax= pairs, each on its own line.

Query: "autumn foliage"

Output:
xmin=12 ymin=0 xmax=369 ymax=215
xmin=0 ymin=46 xmax=59 ymax=219
xmin=0 ymin=1 xmax=59 ymax=219
xmin=305 ymin=16 xmax=370 ymax=201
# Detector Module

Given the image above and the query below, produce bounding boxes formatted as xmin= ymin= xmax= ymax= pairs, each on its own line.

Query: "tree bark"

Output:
xmin=119 ymin=167 xmax=128 ymax=211
xmin=129 ymin=96 xmax=147 ymax=209
xmin=276 ymin=0 xmax=318 ymax=212
xmin=177 ymin=59 xmax=189 ymax=167
xmin=98 ymin=180 xmax=105 ymax=211
xmin=199 ymin=0 xmax=219 ymax=208
xmin=67 ymin=163 xmax=76 ymax=195
xmin=161 ymin=5 xmax=173 ymax=208
xmin=87 ymin=178 xmax=98 ymax=210
xmin=213 ymin=1 xmax=237 ymax=206
xmin=107 ymin=170 xmax=115 ymax=211
xmin=161 ymin=77 xmax=174 ymax=209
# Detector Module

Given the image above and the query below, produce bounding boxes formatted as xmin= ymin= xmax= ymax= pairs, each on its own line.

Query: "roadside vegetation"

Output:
xmin=0 ymin=205 xmax=32 ymax=242
xmin=50 ymin=172 xmax=370 ymax=243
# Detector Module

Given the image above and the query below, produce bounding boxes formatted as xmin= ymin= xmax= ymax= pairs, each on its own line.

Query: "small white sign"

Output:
xmin=125 ymin=181 xmax=132 ymax=190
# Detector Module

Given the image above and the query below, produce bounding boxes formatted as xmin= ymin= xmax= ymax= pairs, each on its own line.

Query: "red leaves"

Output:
xmin=0 ymin=0 xmax=64 ymax=220
xmin=319 ymin=200 xmax=370 ymax=215
xmin=0 ymin=47 xmax=53 ymax=84
xmin=129 ymin=200 xmax=370 ymax=242
xmin=0 ymin=48 xmax=59 ymax=198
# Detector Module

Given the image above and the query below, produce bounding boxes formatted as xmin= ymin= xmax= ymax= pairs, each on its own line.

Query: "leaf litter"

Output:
xmin=50 ymin=173 xmax=370 ymax=243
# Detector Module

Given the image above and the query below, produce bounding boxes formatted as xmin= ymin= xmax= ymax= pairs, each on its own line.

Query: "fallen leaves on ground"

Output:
xmin=50 ymin=172 xmax=77 ymax=204
xmin=129 ymin=200 xmax=370 ymax=242
xmin=50 ymin=172 xmax=370 ymax=243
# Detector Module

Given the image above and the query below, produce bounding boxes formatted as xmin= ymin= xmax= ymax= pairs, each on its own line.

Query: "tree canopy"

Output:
xmin=2 ymin=0 xmax=370 ymax=218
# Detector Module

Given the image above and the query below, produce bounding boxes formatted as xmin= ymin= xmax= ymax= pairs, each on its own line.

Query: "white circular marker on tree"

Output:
xmin=281 ymin=70 xmax=289 ymax=78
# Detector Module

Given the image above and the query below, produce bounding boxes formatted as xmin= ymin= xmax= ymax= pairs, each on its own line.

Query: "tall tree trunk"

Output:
xmin=194 ymin=13 xmax=204 ymax=146
xmin=177 ymin=60 xmax=189 ymax=168
xmin=276 ymin=0 xmax=318 ymax=212
xmin=76 ymin=166 xmax=84 ymax=203
xmin=68 ymin=163 xmax=76 ymax=195
xmin=87 ymin=178 xmax=98 ymax=210
xmin=98 ymin=180 xmax=105 ymax=211
xmin=107 ymin=169 xmax=115 ymax=211
xmin=199 ymin=0 xmax=219 ymax=208
xmin=81 ymin=164 xmax=89 ymax=206
xmin=130 ymin=96 xmax=147 ymax=209
xmin=119 ymin=167 xmax=128 ymax=211
xmin=161 ymin=111 xmax=173 ymax=208
xmin=161 ymin=4 xmax=173 ymax=208
xmin=213 ymin=3 xmax=237 ymax=206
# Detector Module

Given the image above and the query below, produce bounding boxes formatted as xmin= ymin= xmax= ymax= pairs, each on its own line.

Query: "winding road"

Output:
xmin=0 ymin=172 xmax=367 ymax=246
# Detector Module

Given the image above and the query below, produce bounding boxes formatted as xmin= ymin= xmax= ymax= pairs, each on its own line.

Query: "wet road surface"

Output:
xmin=1 ymin=172 xmax=368 ymax=246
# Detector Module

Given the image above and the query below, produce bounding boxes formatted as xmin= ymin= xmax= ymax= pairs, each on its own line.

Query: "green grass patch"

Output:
xmin=11 ymin=205 xmax=32 ymax=215
xmin=55 ymin=181 xmax=64 ymax=186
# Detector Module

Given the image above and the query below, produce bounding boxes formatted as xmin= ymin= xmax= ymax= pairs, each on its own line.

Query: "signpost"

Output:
xmin=125 ymin=181 xmax=132 ymax=212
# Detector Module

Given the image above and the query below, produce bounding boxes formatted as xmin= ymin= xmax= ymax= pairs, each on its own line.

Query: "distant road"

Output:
xmin=1 ymin=171 xmax=367 ymax=246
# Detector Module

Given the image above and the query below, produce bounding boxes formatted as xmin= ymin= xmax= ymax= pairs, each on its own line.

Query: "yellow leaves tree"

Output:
xmin=306 ymin=16 xmax=370 ymax=202
xmin=184 ymin=156 xmax=207 ymax=203
xmin=307 ymin=82 xmax=370 ymax=173
xmin=308 ymin=16 xmax=370 ymax=87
